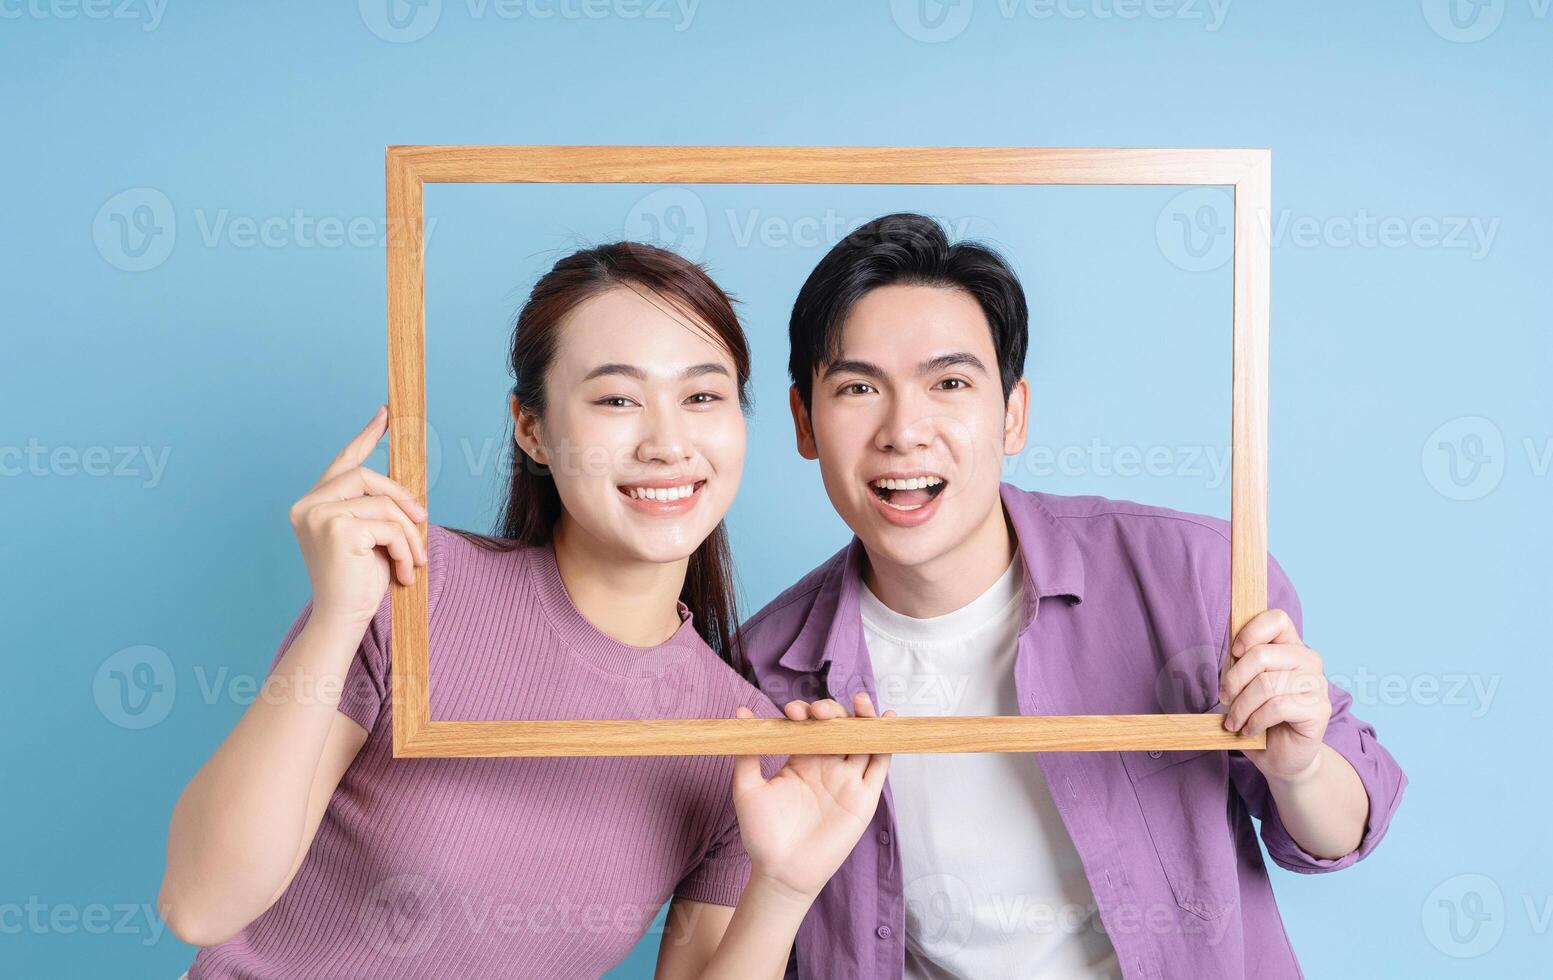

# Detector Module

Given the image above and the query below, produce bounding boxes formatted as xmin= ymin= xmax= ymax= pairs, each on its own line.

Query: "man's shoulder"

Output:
xmin=738 ymin=541 xmax=852 ymax=672
xmin=1008 ymin=484 xmax=1234 ymax=552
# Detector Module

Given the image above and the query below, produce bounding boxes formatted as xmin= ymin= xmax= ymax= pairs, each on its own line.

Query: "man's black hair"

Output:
xmin=787 ymin=212 xmax=1029 ymax=413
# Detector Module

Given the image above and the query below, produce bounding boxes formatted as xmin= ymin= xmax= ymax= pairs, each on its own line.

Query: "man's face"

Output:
xmin=791 ymin=283 xmax=1028 ymax=570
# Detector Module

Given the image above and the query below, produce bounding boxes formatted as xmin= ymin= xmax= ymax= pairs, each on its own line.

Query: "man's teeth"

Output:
xmin=625 ymin=484 xmax=697 ymax=501
xmin=872 ymin=476 xmax=944 ymax=491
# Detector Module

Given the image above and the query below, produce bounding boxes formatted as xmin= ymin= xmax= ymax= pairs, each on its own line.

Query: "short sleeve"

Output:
xmin=672 ymin=694 xmax=787 ymax=908
xmin=266 ymin=589 xmax=393 ymax=736
xmin=1226 ymin=551 xmax=1409 ymax=873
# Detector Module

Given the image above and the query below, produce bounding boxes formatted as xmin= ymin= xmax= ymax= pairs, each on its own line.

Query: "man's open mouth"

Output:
xmin=868 ymin=474 xmax=948 ymax=512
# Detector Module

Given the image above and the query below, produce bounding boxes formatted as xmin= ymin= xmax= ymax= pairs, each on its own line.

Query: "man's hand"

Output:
xmin=1220 ymin=608 xmax=1332 ymax=783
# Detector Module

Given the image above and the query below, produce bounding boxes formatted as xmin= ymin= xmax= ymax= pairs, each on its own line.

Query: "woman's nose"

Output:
xmin=637 ymin=406 xmax=693 ymax=464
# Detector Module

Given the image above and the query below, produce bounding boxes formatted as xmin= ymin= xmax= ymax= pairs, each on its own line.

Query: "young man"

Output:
xmin=739 ymin=213 xmax=1407 ymax=979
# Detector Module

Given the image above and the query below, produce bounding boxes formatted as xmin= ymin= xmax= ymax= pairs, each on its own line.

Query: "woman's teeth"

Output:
xmin=624 ymin=483 xmax=697 ymax=501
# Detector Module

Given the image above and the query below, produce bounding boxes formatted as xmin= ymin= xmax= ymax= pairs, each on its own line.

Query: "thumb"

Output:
xmin=731 ymin=705 xmax=764 ymax=796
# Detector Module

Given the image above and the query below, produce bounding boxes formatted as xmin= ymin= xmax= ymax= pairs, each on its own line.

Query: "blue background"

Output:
xmin=5 ymin=0 xmax=1548 ymax=976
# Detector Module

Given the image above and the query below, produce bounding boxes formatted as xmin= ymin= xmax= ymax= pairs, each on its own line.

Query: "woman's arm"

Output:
xmin=159 ymin=618 xmax=370 ymax=945
xmin=656 ymin=694 xmax=892 ymax=980
xmin=158 ymin=405 xmax=427 ymax=945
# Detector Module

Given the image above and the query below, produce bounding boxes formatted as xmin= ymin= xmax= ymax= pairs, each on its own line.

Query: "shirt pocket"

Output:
xmin=1121 ymin=747 xmax=1238 ymax=920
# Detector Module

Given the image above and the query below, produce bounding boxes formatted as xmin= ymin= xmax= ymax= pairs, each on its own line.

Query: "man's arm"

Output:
xmin=1220 ymin=555 xmax=1408 ymax=872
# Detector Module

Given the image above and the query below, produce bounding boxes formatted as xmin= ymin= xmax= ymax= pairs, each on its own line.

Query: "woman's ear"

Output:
xmin=1003 ymin=376 xmax=1030 ymax=456
xmin=511 ymin=394 xmax=547 ymax=466
xmin=788 ymin=385 xmax=819 ymax=460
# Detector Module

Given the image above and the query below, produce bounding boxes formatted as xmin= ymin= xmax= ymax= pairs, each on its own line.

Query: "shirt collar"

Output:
xmin=777 ymin=483 xmax=1086 ymax=674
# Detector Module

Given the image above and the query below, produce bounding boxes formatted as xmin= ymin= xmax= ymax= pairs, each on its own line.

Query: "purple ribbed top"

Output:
xmin=188 ymin=523 xmax=783 ymax=979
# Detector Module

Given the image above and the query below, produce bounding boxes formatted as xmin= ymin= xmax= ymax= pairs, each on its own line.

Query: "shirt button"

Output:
xmin=878 ymin=830 xmax=892 ymax=845
xmin=1148 ymin=750 xmax=1163 ymax=759
xmin=876 ymin=925 xmax=893 ymax=940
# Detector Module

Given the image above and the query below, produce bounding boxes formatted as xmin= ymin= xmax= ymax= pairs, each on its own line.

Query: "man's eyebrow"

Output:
xmin=919 ymin=352 xmax=989 ymax=376
xmin=821 ymin=353 xmax=989 ymax=380
xmin=581 ymin=362 xmax=730 ymax=382
xmin=820 ymin=358 xmax=885 ymax=381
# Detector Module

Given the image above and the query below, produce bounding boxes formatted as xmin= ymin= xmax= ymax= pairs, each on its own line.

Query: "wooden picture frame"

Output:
xmin=385 ymin=145 xmax=1271 ymax=757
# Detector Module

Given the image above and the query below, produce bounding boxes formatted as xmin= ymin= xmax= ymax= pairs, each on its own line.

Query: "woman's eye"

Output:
xmin=595 ymin=396 xmax=636 ymax=409
xmin=685 ymin=392 xmax=722 ymax=405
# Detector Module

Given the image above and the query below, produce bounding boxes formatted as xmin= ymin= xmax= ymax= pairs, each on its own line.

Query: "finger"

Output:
xmin=808 ymin=699 xmax=846 ymax=721
xmin=860 ymin=742 xmax=892 ymax=794
xmin=731 ymin=706 xmax=765 ymax=795
xmin=783 ymin=700 xmax=811 ymax=721
xmin=353 ymin=518 xmax=418 ymax=587
xmin=1229 ymin=608 xmax=1301 ymax=659
xmin=1224 ymin=670 xmax=1320 ymax=731
xmin=1220 ymin=644 xmax=1308 ymax=706
xmin=310 ymin=495 xmax=428 ymax=566
xmin=312 ymin=465 xmax=428 ymax=522
xmin=852 ymin=691 xmax=879 ymax=719
xmin=318 ymin=405 xmax=389 ymax=487
xmin=1238 ymin=693 xmax=1308 ymax=738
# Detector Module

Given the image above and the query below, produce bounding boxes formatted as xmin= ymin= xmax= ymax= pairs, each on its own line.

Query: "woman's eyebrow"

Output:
xmin=581 ymin=362 xmax=730 ymax=382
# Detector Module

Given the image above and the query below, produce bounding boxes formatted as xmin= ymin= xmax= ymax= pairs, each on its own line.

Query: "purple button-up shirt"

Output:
xmin=740 ymin=483 xmax=1407 ymax=979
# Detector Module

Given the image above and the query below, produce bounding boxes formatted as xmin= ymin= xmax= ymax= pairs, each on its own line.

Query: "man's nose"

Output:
xmin=874 ymin=394 xmax=936 ymax=453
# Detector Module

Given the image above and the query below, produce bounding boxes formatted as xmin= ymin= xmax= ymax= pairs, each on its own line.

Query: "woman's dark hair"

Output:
xmin=787 ymin=211 xmax=1029 ymax=414
xmin=446 ymin=242 xmax=752 ymax=672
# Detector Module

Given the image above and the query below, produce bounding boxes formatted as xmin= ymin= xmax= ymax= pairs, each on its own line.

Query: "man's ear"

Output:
xmin=788 ymin=385 xmax=819 ymax=460
xmin=1003 ymin=376 xmax=1030 ymax=456
xmin=511 ymin=394 xmax=547 ymax=465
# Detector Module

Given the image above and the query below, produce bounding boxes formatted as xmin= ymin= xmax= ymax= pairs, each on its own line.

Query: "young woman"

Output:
xmin=159 ymin=242 xmax=892 ymax=978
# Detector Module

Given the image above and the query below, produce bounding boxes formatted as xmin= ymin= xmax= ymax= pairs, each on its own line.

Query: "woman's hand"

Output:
xmin=730 ymin=692 xmax=894 ymax=903
xmin=289 ymin=404 xmax=429 ymax=629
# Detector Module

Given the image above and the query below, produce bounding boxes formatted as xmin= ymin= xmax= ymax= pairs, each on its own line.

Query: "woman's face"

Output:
xmin=515 ymin=286 xmax=746 ymax=565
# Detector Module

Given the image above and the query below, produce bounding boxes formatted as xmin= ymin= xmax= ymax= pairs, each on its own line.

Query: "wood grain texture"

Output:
xmin=384 ymin=145 xmax=1273 ymax=758
xmin=1230 ymin=151 xmax=1271 ymax=647
xmin=388 ymin=145 xmax=1261 ymax=186
xmin=386 ymin=146 xmax=431 ymax=757
xmin=397 ymin=714 xmax=1264 ymax=758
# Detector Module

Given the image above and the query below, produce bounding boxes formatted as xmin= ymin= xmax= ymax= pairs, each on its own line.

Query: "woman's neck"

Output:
xmin=550 ymin=518 xmax=689 ymax=647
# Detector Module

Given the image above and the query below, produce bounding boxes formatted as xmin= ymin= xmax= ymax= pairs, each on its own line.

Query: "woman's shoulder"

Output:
xmin=425 ymin=523 xmax=538 ymax=616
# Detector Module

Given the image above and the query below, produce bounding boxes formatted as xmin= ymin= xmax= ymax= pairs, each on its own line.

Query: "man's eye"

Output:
xmin=935 ymin=378 xmax=970 ymax=391
xmin=840 ymin=382 xmax=876 ymax=396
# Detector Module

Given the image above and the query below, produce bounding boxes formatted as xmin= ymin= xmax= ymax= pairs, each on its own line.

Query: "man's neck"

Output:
xmin=861 ymin=500 xmax=1018 ymax=619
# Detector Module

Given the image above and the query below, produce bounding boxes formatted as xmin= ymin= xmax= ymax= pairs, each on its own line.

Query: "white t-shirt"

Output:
xmin=860 ymin=552 xmax=1122 ymax=979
